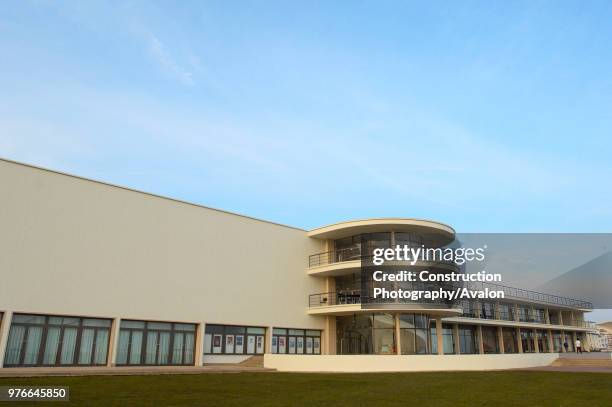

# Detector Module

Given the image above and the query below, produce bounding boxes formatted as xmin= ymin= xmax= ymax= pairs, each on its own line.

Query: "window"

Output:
xmin=458 ymin=325 xmax=478 ymax=354
xmin=399 ymin=314 xmax=429 ymax=354
xmin=3 ymin=314 xmax=111 ymax=367
xmin=481 ymin=326 xmax=499 ymax=353
xmin=204 ymin=325 xmax=265 ymax=355
xmin=430 ymin=322 xmax=455 ymax=355
xmin=498 ymin=304 xmax=515 ymax=321
xmin=481 ymin=303 xmax=495 ymax=320
xmin=534 ymin=309 xmax=546 ymax=324
xmin=520 ymin=329 xmax=536 ymax=353
xmin=536 ymin=330 xmax=550 ymax=352
xmin=272 ymin=328 xmax=321 ymax=355
xmin=502 ymin=328 xmax=518 ymax=354
xmin=518 ymin=307 xmax=531 ymax=322
xmin=117 ymin=320 xmax=196 ymax=366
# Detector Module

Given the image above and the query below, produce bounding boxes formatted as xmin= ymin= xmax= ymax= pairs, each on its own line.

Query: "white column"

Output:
xmin=195 ymin=322 xmax=205 ymax=366
xmin=497 ymin=326 xmax=505 ymax=354
xmin=395 ymin=314 xmax=401 ymax=355
xmin=533 ymin=329 xmax=540 ymax=353
xmin=516 ymin=327 xmax=523 ymax=353
xmin=0 ymin=311 xmax=14 ymax=368
xmin=436 ymin=317 xmax=444 ymax=355
xmin=477 ymin=325 xmax=484 ymax=354
xmin=453 ymin=324 xmax=460 ymax=354
xmin=108 ymin=317 xmax=121 ymax=367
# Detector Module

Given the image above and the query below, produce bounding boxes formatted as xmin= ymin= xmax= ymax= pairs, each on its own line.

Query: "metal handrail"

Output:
xmin=308 ymin=246 xmax=458 ymax=269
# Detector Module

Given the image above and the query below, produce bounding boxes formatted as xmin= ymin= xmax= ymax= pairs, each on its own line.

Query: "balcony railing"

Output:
xmin=309 ymin=291 xmax=362 ymax=307
xmin=308 ymin=246 xmax=458 ymax=269
xmin=467 ymin=281 xmax=593 ymax=310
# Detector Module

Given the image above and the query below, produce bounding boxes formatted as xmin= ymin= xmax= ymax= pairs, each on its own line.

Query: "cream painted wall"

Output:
xmin=0 ymin=159 xmax=326 ymax=330
xmin=264 ymin=353 xmax=560 ymax=372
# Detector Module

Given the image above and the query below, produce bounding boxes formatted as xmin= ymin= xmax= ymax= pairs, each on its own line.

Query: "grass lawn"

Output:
xmin=1 ymin=371 xmax=611 ymax=406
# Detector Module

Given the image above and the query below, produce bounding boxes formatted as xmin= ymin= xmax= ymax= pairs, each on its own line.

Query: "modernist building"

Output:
xmin=0 ymin=158 xmax=598 ymax=371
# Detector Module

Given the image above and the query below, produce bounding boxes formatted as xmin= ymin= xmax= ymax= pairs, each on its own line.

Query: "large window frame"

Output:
xmin=116 ymin=320 xmax=196 ymax=366
xmin=3 ymin=314 xmax=111 ymax=367
xmin=271 ymin=328 xmax=321 ymax=355
xmin=204 ymin=325 xmax=266 ymax=356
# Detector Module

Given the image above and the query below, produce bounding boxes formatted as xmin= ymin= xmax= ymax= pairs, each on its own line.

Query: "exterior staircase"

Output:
xmin=239 ymin=355 xmax=265 ymax=368
xmin=551 ymin=353 xmax=612 ymax=367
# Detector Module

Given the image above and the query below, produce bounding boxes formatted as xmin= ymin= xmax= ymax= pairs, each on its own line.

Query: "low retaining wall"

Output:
xmin=264 ymin=353 xmax=559 ymax=372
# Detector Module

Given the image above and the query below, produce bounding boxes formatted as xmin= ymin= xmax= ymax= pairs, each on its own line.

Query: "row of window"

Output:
xmin=271 ymin=329 xmax=321 ymax=355
xmin=2 ymin=314 xmax=323 ymax=367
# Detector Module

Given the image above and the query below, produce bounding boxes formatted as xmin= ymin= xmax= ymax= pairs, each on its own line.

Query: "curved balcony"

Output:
xmin=308 ymin=218 xmax=455 ymax=243
xmin=307 ymin=291 xmax=463 ymax=316
xmin=307 ymin=246 xmax=460 ymax=276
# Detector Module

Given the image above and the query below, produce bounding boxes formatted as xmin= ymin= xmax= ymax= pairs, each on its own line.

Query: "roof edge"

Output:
xmin=0 ymin=156 xmax=306 ymax=232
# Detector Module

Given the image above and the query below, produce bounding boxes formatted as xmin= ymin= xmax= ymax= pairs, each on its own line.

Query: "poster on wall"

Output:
xmin=235 ymin=335 xmax=244 ymax=354
xmin=278 ymin=336 xmax=286 ymax=353
xmin=225 ymin=335 xmax=234 ymax=354
xmin=313 ymin=337 xmax=320 ymax=354
xmin=296 ymin=337 xmax=304 ymax=354
xmin=247 ymin=335 xmax=255 ymax=354
xmin=213 ymin=334 xmax=223 ymax=354
xmin=256 ymin=335 xmax=264 ymax=354
xmin=306 ymin=337 xmax=313 ymax=354
xmin=288 ymin=336 xmax=296 ymax=354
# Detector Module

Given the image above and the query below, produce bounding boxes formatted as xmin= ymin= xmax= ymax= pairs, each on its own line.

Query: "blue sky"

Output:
xmin=1 ymin=1 xmax=612 ymax=232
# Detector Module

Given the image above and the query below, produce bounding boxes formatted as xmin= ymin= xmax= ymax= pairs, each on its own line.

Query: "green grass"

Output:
xmin=1 ymin=371 xmax=611 ymax=406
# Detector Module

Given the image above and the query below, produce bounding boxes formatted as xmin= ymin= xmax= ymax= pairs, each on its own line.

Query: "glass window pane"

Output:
xmin=273 ymin=328 xmax=287 ymax=335
xmin=129 ymin=331 xmax=143 ymax=364
xmin=415 ymin=315 xmax=428 ymax=329
xmin=4 ymin=326 xmax=26 ymax=365
xmin=184 ymin=333 xmax=194 ymax=365
xmin=116 ymin=330 xmax=130 ymax=364
xmin=172 ymin=333 xmax=184 ymax=364
xmin=204 ymin=325 xmax=223 ymax=334
xmin=43 ymin=327 xmax=61 ymax=365
xmin=94 ymin=330 xmax=109 ymax=364
xmin=121 ymin=320 xmax=145 ymax=329
xmin=174 ymin=323 xmax=196 ymax=332
xmin=78 ymin=328 xmax=95 ymax=365
xmin=374 ymin=314 xmax=395 ymax=329
xmin=246 ymin=327 xmax=265 ymax=334
xmin=288 ymin=329 xmax=304 ymax=336
xmin=13 ymin=314 xmax=45 ymax=324
xmin=24 ymin=326 xmax=43 ymax=364
xmin=416 ymin=329 xmax=429 ymax=354
xmin=83 ymin=319 xmax=112 ymax=328
xmin=305 ymin=330 xmax=320 ymax=337
xmin=226 ymin=326 xmax=246 ymax=334
xmin=48 ymin=317 xmax=64 ymax=325
xmin=145 ymin=332 xmax=158 ymax=365
xmin=62 ymin=318 xmax=80 ymax=326
xmin=60 ymin=327 xmax=78 ymax=364
xmin=399 ymin=314 xmax=415 ymax=328
xmin=158 ymin=332 xmax=171 ymax=365
xmin=148 ymin=322 xmax=172 ymax=331
xmin=400 ymin=329 xmax=416 ymax=354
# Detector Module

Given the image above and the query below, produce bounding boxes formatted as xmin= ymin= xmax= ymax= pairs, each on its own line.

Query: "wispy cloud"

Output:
xmin=147 ymin=34 xmax=194 ymax=86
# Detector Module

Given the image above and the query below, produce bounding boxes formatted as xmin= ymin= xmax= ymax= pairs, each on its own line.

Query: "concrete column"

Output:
xmin=265 ymin=326 xmax=273 ymax=356
xmin=547 ymin=329 xmax=554 ymax=353
xmin=533 ymin=329 xmax=539 ymax=353
xmin=560 ymin=331 xmax=567 ymax=352
xmin=436 ymin=317 xmax=444 ymax=355
xmin=514 ymin=304 xmax=520 ymax=322
xmin=558 ymin=310 xmax=564 ymax=326
xmin=572 ymin=331 xmax=578 ymax=351
xmin=495 ymin=302 xmax=501 ymax=320
xmin=0 ymin=311 xmax=14 ymax=368
xmin=453 ymin=324 xmax=460 ymax=354
xmin=516 ymin=328 xmax=523 ymax=353
xmin=477 ymin=325 xmax=484 ymax=354
xmin=326 ymin=316 xmax=336 ymax=355
xmin=108 ymin=317 xmax=121 ymax=367
xmin=545 ymin=309 xmax=551 ymax=325
xmin=395 ymin=313 xmax=401 ymax=355
xmin=570 ymin=311 xmax=575 ymax=326
xmin=195 ymin=322 xmax=205 ymax=366
xmin=497 ymin=326 xmax=505 ymax=354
